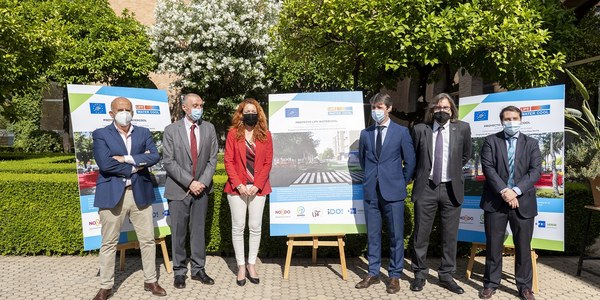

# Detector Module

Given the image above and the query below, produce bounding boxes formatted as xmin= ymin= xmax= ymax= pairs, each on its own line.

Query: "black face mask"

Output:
xmin=243 ymin=113 xmax=258 ymax=126
xmin=433 ymin=111 xmax=451 ymax=124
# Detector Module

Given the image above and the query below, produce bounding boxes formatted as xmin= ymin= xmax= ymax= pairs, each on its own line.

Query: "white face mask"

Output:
xmin=114 ymin=111 xmax=132 ymax=127
xmin=503 ymin=120 xmax=521 ymax=136
xmin=371 ymin=109 xmax=386 ymax=124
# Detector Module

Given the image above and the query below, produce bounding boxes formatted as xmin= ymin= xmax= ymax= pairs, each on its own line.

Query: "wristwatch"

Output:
xmin=236 ymin=184 xmax=243 ymax=190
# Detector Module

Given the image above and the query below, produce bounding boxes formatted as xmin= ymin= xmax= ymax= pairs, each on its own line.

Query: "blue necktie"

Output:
xmin=507 ymin=136 xmax=516 ymax=188
xmin=376 ymin=126 xmax=385 ymax=158
xmin=432 ymin=126 xmax=444 ymax=185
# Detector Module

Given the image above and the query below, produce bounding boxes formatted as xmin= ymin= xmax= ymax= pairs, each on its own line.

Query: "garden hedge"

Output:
xmin=1 ymin=153 xmax=597 ymax=258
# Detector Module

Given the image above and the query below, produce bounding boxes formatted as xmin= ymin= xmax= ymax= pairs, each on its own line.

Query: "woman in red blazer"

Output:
xmin=224 ymin=98 xmax=273 ymax=286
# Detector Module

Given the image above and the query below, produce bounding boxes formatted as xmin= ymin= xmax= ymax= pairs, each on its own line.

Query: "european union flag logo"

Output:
xmin=90 ymin=103 xmax=106 ymax=114
xmin=474 ymin=110 xmax=488 ymax=121
xmin=285 ymin=108 xmax=299 ymax=118
xmin=537 ymin=221 xmax=546 ymax=228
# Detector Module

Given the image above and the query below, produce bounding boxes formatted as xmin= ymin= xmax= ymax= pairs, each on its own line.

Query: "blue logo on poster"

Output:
xmin=285 ymin=108 xmax=299 ymax=118
xmin=90 ymin=103 xmax=106 ymax=114
xmin=474 ymin=110 xmax=488 ymax=121
xmin=537 ymin=220 xmax=546 ymax=228
xmin=348 ymin=208 xmax=357 ymax=214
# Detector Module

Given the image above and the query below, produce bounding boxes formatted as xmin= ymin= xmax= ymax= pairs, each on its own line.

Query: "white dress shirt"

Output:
xmin=184 ymin=117 xmax=200 ymax=150
xmin=429 ymin=121 xmax=451 ymax=182
xmin=374 ymin=118 xmax=391 ymax=149
xmin=113 ymin=123 xmax=137 ymax=186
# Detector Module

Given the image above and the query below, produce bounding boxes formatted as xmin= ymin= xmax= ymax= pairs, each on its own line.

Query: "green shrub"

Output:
xmin=0 ymin=154 xmax=76 ymax=174
xmin=18 ymin=129 xmax=63 ymax=153
xmin=0 ymin=173 xmax=82 ymax=255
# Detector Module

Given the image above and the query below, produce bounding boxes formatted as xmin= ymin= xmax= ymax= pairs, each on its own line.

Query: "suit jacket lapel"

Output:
xmin=177 ymin=119 xmax=192 ymax=161
xmin=515 ymin=134 xmax=526 ymax=175
xmin=498 ymin=132 xmax=509 ymax=173
xmin=107 ymin=124 xmax=128 ymax=154
xmin=380 ymin=122 xmax=393 ymax=154
xmin=425 ymin=124 xmax=433 ymax=165
xmin=448 ymin=122 xmax=457 ymax=162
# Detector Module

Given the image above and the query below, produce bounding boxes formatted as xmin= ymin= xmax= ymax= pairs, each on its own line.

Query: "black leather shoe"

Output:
xmin=410 ymin=278 xmax=426 ymax=292
xmin=386 ymin=278 xmax=401 ymax=294
xmin=191 ymin=270 xmax=215 ymax=285
xmin=236 ymin=278 xmax=246 ymax=286
xmin=439 ymin=278 xmax=464 ymax=294
xmin=246 ymin=267 xmax=260 ymax=284
xmin=355 ymin=275 xmax=380 ymax=289
xmin=173 ymin=275 xmax=186 ymax=289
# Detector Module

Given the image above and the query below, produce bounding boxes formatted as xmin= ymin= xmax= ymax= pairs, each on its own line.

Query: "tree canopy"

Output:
xmin=270 ymin=0 xmax=572 ymax=99
xmin=150 ymin=0 xmax=280 ymax=140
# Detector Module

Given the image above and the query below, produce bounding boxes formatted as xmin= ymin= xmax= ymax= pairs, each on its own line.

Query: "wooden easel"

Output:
xmin=466 ymin=242 xmax=538 ymax=293
xmin=117 ymin=237 xmax=172 ymax=273
xmin=283 ymin=233 xmax=347 ymax=280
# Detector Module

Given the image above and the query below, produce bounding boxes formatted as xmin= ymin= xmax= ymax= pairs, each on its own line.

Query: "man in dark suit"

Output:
xmin=92 ymin=97 xmax=166 ymax=300
xmin=356 ymin=92 xmax=416 ymax=294
xmin=410 ymin=93 xmax=472 ymax=294
xmin=479 ymin=106 xmax=542 ymax=300
xmin=163 ymin=93 xmax=218 ymax=289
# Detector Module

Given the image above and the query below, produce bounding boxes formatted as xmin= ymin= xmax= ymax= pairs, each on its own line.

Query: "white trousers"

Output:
xmin=227 ymin=188 xmax=266 ymax=266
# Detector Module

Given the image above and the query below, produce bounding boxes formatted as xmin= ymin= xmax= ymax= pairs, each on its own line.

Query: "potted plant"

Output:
xmin=565 ymin=69 xmax=600 ymax=206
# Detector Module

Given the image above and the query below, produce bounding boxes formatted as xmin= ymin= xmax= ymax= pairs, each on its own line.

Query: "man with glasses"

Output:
xmin=410 ymin=93 xmax=472 ymax=295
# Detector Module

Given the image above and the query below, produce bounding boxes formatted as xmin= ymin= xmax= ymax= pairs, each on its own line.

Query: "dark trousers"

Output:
xmin=483 ymin=209 xmax=534 ymax=292
xmin=168 ymin=193 xmax=209 ymax=276
xmin=364 ymin=185 xmax=405 ymax=278
xmin=411 ymin=180 xmax=461 ymax=281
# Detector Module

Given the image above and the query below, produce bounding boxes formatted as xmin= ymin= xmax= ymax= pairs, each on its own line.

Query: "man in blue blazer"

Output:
xmin=356 ymin=92 xmax=416 ymax=294
xmin=92 ymin=97 xmax=166 ymax=300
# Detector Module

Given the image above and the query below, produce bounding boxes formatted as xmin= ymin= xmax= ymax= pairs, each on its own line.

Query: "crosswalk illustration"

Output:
xmin=291 ymin=171 xmax=364 ymax=185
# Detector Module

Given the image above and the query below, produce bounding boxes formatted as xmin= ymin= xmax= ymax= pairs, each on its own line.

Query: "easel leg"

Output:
xmin=577 ymin=210 xmax=592 ymax=276
xmin=312 ymin=236 xmax=318 ymax=264
xmin=284 ymin=237 xmax=294 ymax=279
xmin=158 ymin=238 xmax=172 ymax=274
xmin=337 ymin=236 xmax=347 ymax=280
xmin=119 ymin=248 xmax=126 ymax=271
xmin=531 ymin=250 xmax=539 ymax=294
xmin=466 ymin=243 xmax=478 ymax=279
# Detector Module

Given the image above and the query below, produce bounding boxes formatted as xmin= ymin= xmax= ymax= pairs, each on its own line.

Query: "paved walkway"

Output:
xmin=0 ymin=254 xmax=599 ymax=299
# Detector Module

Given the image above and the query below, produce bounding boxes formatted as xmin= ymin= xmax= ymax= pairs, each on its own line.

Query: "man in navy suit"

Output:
xmin=92 ymin=97 xmax=166 ymax=300
xmin=356 ymin=92 xmax=416 ymax=294
xmin=478 ymin=106 xmax=541 ymax=300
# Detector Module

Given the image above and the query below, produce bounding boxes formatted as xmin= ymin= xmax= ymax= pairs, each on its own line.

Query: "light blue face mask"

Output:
xmin=190 ymin=108 xmax=203 ymax=121
xmin=503 ymin=120 xmax=521 ymax=136
xmin=371 ymin=109 xmax=386 ymax=124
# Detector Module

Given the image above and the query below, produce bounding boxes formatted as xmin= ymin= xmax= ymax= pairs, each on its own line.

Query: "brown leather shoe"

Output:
xmin=479 ymin=287 xmax=496 ymax=299
xmin=144 ymin=282 xmax=167 ymax=297
xmin=519 ymin=288 xmax=535 ymax=300
xmin=355 ymin=275 xmax=380 ymax=289
xmin=92 ymin=288 xmax=113 ymax=300
xmin=386 ymin=278 xmax=401 ymax=294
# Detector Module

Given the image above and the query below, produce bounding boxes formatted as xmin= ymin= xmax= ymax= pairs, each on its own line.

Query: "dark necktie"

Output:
xmin=376 ymin=125 xmax=385 ymax=158
xmin=432 ymin=126 xmax=444 ymax=185
xmin=507 ymin=136 xmax=516 ymax=187
xmin=190 ymin=124 xmax=198 ymax=176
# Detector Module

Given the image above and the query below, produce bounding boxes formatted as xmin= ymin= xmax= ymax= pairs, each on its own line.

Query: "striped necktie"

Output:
xmin=507 ymin=136 xmax=516 ymax=188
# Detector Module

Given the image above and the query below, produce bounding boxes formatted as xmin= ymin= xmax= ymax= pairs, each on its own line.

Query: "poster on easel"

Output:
xmin=458 ymin=85 xmax=565 ymax=251
xmin=67 ymin=84 xmax=172 ymax=250
xmin=268 ymin=91 xmax=366 ymax=236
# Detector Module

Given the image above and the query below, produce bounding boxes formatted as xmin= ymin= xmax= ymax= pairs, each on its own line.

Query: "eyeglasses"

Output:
xmin=433 ymin=106 xmax=451 ymax=112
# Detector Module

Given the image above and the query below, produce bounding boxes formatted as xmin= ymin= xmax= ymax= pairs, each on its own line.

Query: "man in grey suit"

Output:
xmin=478 ymin=106 xmax=541 ymax=300
xmin=163 ymin=93 xmax=218 ymax=289
xmin=410 ymin=93 xmax=471 ymax=294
